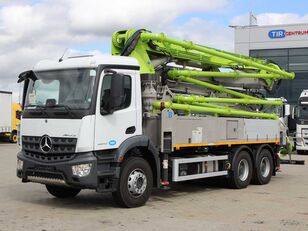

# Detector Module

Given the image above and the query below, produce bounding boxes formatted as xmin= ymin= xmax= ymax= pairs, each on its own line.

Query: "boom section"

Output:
xmin=112 ymin=29 xmax=295 ymax=119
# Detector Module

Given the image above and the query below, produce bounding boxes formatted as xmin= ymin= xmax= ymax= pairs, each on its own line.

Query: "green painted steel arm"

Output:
xmin=173 ymin=95 xmax=283 ymax=106
xmin=140 ymin=32 xmax=294 ymax=78
xmin=169 ymin=75 xmax=258 ymax=100
xmin=152 ymin=101 xmax=278 ymax=120
xmin=112 ymin=29 xmax=293 ymax=119
xmin=168 ymin=69 xmax=293 ymax=80
xmin=112 ymin=29 xmax=294 ymax=81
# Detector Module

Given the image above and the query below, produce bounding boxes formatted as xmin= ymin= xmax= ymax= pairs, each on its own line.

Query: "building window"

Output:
xmin=250 ymin=47 xmax=308 ymax=104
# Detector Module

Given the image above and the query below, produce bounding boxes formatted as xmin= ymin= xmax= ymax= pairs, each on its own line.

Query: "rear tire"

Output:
xmin=252 ymin=149 xmax=273 ymax=185
xmin=46 ymin=185 xmax=81 ymax=198
xmin=112 ymin=157 xmax=153 ymax=208
xmin=229 ymin=150 xmax=253 ymax=189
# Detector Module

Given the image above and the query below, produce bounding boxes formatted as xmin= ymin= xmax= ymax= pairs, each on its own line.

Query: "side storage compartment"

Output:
xmin=171 ymin=155 xmax=228 ymax=182
xmin=227 ymin=120 xmax=239 ymax=139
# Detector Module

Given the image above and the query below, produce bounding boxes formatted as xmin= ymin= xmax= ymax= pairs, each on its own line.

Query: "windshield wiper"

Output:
xmin=45 ymin=104 xmax=76 ymax=118
xmin=25 ymin=105 xmax=49 ymax=117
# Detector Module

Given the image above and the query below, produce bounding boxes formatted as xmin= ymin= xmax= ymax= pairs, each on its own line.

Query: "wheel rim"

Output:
xmin=260 ymin=157 xmax=270 ymax=178
xmin=238 ymin=159 xmax=249 ymax=181
xmin=127 ymin=168 xmax=147 ymax=198
xmin=12 ymin=135 xmax=17 ymax=142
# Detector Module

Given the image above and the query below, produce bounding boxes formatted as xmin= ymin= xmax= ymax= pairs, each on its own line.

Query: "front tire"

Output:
xmin=252 ymin=149 xmax=273 ymax=185
xmin=9 ymin=131 xmax=17 ymax=143
xmin=46 ymin=185 xmax=81 ymax=198
xmin=229 ymin=150 xmax=253 ymax=189
xmin=112 ymin=157 xmax=153 ymax=208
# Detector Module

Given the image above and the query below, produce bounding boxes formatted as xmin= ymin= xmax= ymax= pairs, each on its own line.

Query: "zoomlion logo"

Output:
xmin=268 ymin=29 xmax=308 ymax=39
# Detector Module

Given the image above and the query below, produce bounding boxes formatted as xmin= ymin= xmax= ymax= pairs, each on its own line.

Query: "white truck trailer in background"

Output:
xmin=0 ymin=91 xmax=12 ymax=138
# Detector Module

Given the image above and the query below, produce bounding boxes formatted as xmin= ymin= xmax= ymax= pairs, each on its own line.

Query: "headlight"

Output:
xmin=72 ymin=163 xmax=92 ymax=177
xmin=17 ymin=159 xmax=23 ymax=171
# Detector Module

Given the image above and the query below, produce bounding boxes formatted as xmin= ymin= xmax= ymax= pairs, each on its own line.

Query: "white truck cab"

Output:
xmin=17 ymin=55 xmax=157 ymax=205
xmin=294 ymin=90 xmax=308 ymax=154
xmin=21 ymin=55 xmax=142 ymax=151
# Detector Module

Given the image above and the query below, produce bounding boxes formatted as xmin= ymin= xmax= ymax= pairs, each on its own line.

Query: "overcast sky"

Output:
xmin=0 ymin=0 xmax=308 ymax=101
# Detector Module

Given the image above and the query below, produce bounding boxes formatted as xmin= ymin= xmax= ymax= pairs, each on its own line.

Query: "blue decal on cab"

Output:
xmin=268 ymin=29 xmax=286 ymax=39
xmin=167 ymin=110 xmax=173 ymax=118
xmin=109 ymin=140 xmax=117 ymax=146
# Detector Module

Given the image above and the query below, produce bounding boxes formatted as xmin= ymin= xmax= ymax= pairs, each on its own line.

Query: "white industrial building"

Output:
xmin=234 ymin=23 xmax=308 ymax=104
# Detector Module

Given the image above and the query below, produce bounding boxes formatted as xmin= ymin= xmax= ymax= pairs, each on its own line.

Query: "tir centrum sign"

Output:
xmin=268 ymin=29 xmax=308 ymax=39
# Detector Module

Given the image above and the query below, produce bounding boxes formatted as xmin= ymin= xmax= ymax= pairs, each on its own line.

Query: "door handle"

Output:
xmin=126 ymin=126 xmax=136 ymax=134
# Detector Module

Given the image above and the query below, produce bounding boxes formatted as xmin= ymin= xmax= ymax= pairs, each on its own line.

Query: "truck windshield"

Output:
xmin=299 ymin=105 xmax=308 ymax=120
xmin=25 ymin=68 xmax=96 ymax=110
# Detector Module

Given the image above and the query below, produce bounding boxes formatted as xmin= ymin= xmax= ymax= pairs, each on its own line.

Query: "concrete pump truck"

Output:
xmin=16 ymin=29 xmax=294 ymax=207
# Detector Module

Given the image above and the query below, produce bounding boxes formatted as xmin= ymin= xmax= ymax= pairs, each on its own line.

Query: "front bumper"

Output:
xmin=295 ymin=136 xmax=308 ymax=150
xmin=295 ymin=145 xmax=308 ymax=151
xmin=17 ymin=150 xmax=119 ymax=191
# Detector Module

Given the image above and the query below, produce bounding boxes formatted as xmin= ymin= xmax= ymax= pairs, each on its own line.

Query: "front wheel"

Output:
xmin=46 ymin=185 xmax=81 ymax=198
xmin=112 ymin=157 xmax=153 ymax=208
xmin=229 ymin=150 xmax=253 ymax=189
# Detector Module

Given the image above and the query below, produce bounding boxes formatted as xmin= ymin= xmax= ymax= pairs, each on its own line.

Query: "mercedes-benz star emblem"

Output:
xmin=40 ymin=135 xmax=52 ymax=153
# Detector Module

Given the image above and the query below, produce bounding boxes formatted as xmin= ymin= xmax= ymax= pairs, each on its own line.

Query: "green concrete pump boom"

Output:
xmin=111 ymin=29 xmax=295 ymax=119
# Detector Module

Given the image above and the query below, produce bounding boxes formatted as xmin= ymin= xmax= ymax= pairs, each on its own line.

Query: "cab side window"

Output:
xmin=100 ymin=74 xmax=131 ymax=113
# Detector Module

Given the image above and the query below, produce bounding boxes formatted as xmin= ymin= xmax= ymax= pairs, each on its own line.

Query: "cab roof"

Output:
xmin=33 ymin=54 xmax=140 ymax=72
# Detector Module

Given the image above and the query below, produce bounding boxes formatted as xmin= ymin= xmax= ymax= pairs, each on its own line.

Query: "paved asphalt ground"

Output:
xmin=0 ymin=143 xmax=308 ymax=231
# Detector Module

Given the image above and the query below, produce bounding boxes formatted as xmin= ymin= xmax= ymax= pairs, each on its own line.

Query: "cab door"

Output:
xmin=94 ymin=68 xmax=141 ymax=151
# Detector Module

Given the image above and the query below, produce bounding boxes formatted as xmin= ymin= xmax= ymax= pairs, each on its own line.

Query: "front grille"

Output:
xmin=22 ymin=136 xmax=77 ymax=162
xmin=22 ymin=136 xmax=77 ymax=153
xmin=299 ymin=120 xmax=308 ymax=125
xmin=24 ymin=151 xmax=75 ymax=162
